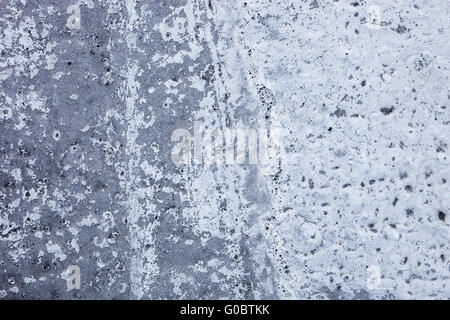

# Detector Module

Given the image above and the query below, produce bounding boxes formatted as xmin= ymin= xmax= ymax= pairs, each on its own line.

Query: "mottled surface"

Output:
xmin=0 ymin=0 xmax=449 ymax=300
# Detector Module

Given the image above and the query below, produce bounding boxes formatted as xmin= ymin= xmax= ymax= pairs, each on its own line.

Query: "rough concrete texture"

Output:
xmin=0 ymin=0 xmax=449 ymax=300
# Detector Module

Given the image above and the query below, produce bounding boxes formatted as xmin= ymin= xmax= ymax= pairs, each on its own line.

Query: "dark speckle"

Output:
xmin=393 ymin=197 xmax=398 ymax=206
xmin=399 ymin=172 xmax=408 ymax=180
xmin=395 ymin=25 xmax=408 ymax=34
xmin=380 ymin=106 xmax=394 ymax=115
xmin=332 ymin=108 xmax=347 ymax=118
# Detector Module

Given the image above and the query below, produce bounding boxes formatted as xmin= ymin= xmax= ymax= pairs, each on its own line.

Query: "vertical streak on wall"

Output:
xmin=181 ymin=0 xmax=275 ymax=298
xmin=123 ymin=0 xmax=158 ymax=299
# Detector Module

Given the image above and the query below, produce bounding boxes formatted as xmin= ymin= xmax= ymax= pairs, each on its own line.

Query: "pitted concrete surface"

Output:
xmin=0 ymin=0 xmax=449 ymax=299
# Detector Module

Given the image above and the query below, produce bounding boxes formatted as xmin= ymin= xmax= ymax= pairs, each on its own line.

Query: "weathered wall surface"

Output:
xmin=0 ymin=0 xmax=449 ymax=299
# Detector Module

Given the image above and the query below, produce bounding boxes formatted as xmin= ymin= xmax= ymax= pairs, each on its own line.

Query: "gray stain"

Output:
xmin=0 ymin=0 xmax=449 ymax=300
